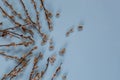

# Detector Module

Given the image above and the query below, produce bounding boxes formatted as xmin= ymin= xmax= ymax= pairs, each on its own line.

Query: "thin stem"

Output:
xmin=51 ymin=63 xmax=62 ymax=80
xmin=0 ymin=6 xmax=21 ymax=26
xmin=40 ymin=0 xmax=53 ymax=31
xmin=19 ymin=0 xmax=35 ymax=25
xmin=3 ymin=0 xmax=27 ymax=23
xmin=31 ymin=0 xmax=41 ymax=30
xmin=10 ymin=59 xmax=30 ymax=80
xmin=41 ymin=57 xmax=49 ymax=78
xmin=29 ymin=53 xmax=42 ymax=80
xmin=1 ymin=46 xmax=37 ymax=80
xmin=0 ymin=30 xmax=34 ymax=43
xmin=0 ymin=52 xmax=19 ymax=60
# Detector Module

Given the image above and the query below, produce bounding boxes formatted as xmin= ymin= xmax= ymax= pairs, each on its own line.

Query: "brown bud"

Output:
xmin=78 ymin=25 xmax=83 ymax=31
xmin=56 ymin=12 xmax=60 ymax=18
xmin=49 ymin=54 xmax=56 ymax=64
xmin=49 ymin=45 xmax=54 ymax=51
xmin=59 ymin=48 xmax=66 ymax=55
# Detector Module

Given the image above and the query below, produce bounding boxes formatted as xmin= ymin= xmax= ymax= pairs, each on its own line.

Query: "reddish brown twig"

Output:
xmin=31 ymin=0 xmax=41 ymax=30
xmin=10 ymin=59 xmax=30 ymax=80
xmin=1 ymin=46 xmax=37 ymax=80
xmin=3 ymin=0 xmax=26 ymax=23
xmin=30 ymin=0 xmax=45 ymax=37
xmin=0 ymin=41 xmax=33 ymax=47
xmin=29 ymin=53 xmax=42 ymax=80
xmin=33 ymin=72 xmax=41 ymax=80
xmin=4 ymin=23 xmax=29 ymax=31
xmin=51 ymin=63 xmax=62 ymax=80
xmin=66 ymin=27 xmax=74 ymax=37
xmin=0 ymin=52 xmax=19 ymax=61
xmin=40 ymin=0 xmax=53 ymax=31
xmin=0 ymin=30 xmax=34 ymax=42
xmin=19 ymin=0 xmax=35 ymax=25
xmin=40 ymin=57 xmax=49 ymax=78
xmin=0 ymin=6 xmax=21 ymax=26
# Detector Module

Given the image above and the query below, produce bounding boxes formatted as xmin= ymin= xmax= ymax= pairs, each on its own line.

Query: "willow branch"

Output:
xmin=31 ymin=0 xmax=41 ymax=30
xmin=40 ymin=0 xmax=53 ymax=31
xmin=3 ymin=0 xmax=26 ymax=23
xmin=40 ymin=57 xmax=49 ymax=78
xmin=29 ymin=53 xmax=42 ymax=80
xmin=10 ymin=59 xmax=30 ymax=80
xmin=1 ymin=46 xmax=37 ymax=80
xmin=51 ymin=63 xmax=62 ymax=80
xmin=0 ymin=30 xmax=34 ymax=42
xmin=19 ymin=0 xmax=35 ymax=25
xmin=0 ymin=6 xmax=21 ymax=26
xmin=0 ymin=52 xmax=19 ymax=61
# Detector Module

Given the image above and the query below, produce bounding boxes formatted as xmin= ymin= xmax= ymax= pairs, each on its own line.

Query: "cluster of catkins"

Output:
xmin=0 ymin=0 xmax=83 ymax=80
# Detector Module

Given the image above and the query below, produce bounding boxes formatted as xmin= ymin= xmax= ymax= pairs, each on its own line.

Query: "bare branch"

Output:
xmin=3 ymin=0 xmax=26 ymax=23
xmin=19 ymin=0 xmax=35 ymax=25
xmin=1 ymin=46 xmax=37 ymax=80
xmin=0 ymin=52 xmax=19 ymax=60
xmin=29 ymin=53 xmax=42 ymax=80
xmin=40 ymin=0 xmax=53 ymax=31
xmin=51 ymin=63 xmax=62 ymax=80
xmin=0 ymin=6 xmax=21 ymax=26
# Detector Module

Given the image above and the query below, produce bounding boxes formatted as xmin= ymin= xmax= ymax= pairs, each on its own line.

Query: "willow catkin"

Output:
xmin=0 ymin=0 xmax=83 ymax=80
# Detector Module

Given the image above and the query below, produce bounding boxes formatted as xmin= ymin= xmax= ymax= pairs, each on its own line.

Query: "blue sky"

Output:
xmin=55 ymin=0 xmax=120 ymax=80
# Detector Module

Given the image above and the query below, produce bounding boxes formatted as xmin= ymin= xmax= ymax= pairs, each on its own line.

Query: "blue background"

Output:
xmin=0 ymin=0 xmax=120 ymax=80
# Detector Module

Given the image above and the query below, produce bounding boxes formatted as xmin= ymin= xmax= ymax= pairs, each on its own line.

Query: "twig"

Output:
xmin=33 ymin=72 xmax=41 ymax=80
xmin=0 ymin=52 xmax=19 ymax=60
xmin=0 ymin=41 xmax=33 ymax=47
xmin=40 ymin=0 xmax=53 ymax=31
xmin=31 ymin=0 xmax=41 ymax=30
xmin=1 ymin=46 xmax=37 ymax=80
xmin=51 ymin=63 xmax=62 ymax=80
xmin=3 ymin=0 xmax=16 ymax=15
xmin=0 ymin=6 xmax=21 ymax=26
xmin=29 ymin=53 xmax=42 ymax=80
xmin=30 ymin=0 xmax=45 ymax=37
xmin=19 ymin=0 xmax=35 ymax=25
xmin=0 ymin=30 xmax=34 ymax=43
xmin=4 ymin=23 xmax=29 ymax=31
xmin=40 ymin=57 xmax=49 ymax=78
xmin=10 ymin=59 xmax=30 ymax=80
xmin=66 ymin=27 xmax=74 ymax=37
xmin=3 ymin=0 xmax=26 ymax=23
